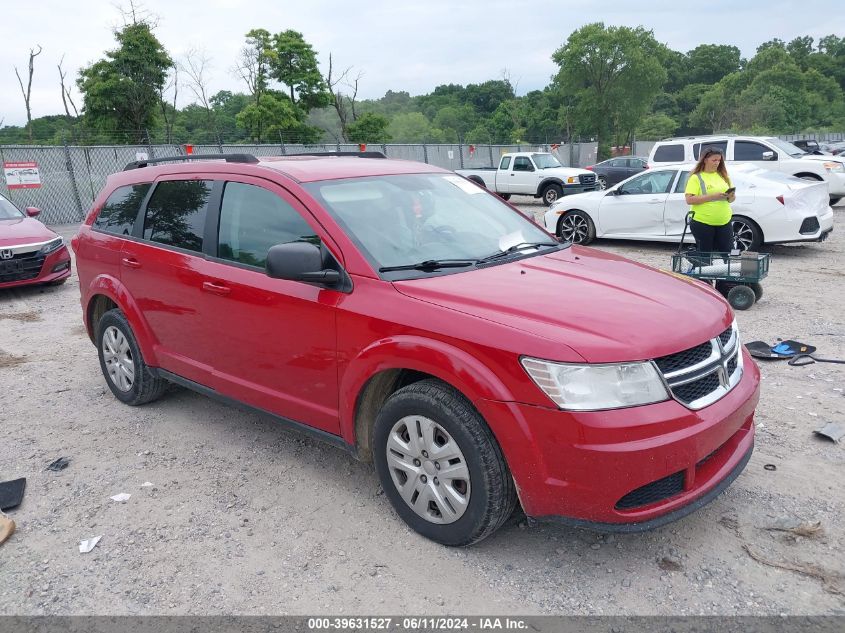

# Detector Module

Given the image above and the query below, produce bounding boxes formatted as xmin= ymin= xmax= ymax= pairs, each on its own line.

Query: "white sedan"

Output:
xmin=543 ymin=163 xmax=834 ymax=251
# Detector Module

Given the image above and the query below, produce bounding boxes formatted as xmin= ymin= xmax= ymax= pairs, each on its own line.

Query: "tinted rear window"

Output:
xmin=94 ymin=184 xmax=151 ymax=235
xmin=653 ymin=144 xmax=684 ymax=162
xmin=143 ymin=180 xmax=213 ymax=252
xmin=693 ymin=141 xmax=728 ymax=160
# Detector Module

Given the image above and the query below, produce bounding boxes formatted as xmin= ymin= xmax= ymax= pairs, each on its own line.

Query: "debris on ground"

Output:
xmin=0 ymin=478 xmax=26 ymax=511
xmin=78 ymin=536 xmax=102 ymax=554
xmin=110 ymin=493 xmax=131 ymax=502
xmin=742 ymin=544 xmax=843 ymax=595
xmin=0 ymin=510 xmax=15 ymax=546
xmin=763 ymin=518 xmax=825 ymax=539
xmin=45 ymin=457 xmax=70 ymax=472
xmin=813 ymin=422 xmax=845 ymax=443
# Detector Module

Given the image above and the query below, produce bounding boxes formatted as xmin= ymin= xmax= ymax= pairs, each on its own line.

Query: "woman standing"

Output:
xmin=684 ymin=147 xmax=736 ymax=252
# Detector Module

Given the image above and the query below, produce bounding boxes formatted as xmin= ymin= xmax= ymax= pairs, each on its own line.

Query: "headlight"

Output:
xmin=565 ymin=176 xmax=580 ymax=184
xmin=38 ymin=237 xmax=64 ymax=255
xmin=823 ymin=161 xmax=845 ymax=172
xmin=521 ymin=357 xmax=669 ymax=411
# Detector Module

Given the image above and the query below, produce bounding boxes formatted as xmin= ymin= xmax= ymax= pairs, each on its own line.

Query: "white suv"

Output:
xmin=648 ymin=135 xmax=845 ymax=204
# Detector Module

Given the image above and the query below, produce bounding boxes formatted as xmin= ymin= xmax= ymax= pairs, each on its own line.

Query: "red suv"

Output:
xmin=0 ymin=193 xmax=71 ymax=288
xmin=72 ymin=153 xmax=759 ymax=545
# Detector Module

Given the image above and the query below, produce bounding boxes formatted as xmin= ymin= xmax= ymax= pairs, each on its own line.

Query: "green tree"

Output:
xmin=552 ymin=23 xmax=666 ymax=160
xmin=346 ymin=113 xmax=391 ymax=143
xmin=236 ymin=92 xmax=298 ymax=142
xmin=387 ymin=112 xmax=444 ymax=142
xmin=77 ymin=22 xmax=173 ymax=143
xmin=686 ymin=44 xmax=743 ymax=85
xmin=270 ymin=30 xmax=331 ymax=111
xmin=636 ymin=113 xmax=678 ymax=140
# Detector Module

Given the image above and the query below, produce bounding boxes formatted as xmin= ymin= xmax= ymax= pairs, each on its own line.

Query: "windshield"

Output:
xmin=532 ymin=153 xmax=562 ymax=169
xmin=767 ymin=138 xmax=806 ymax=157
xmin=0 ymin=194 xmax=24 ymax=220
xmin=304 ymin=173 xmax=559 ymax=278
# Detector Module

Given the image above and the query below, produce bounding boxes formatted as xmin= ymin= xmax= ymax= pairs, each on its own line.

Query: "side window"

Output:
xmin=652 ymin=144 xmax=684 ymax=162
xmin=513 ymin=157 xmax=533 ymax=172
xmin=608 ymin=158 xmax=625 ymax=167
xmin=218 ymin=182 xmax=317 ymax=269
xmin=619 ymin=171 xmax=675 ymax=194
xmin=143 ymin=180 xmax=213 ymax=253
xmin=692 ymin=141 xmax=728 ymax=160
xmin=93 ymin=183 xmax=151 ymax=236
xmin=627 ymin=158 xmax=645 ymax=168
xmin=734 ymin=141 xmax=772 ymax=161
xmin=499 ymin=156 xmax=511 ymax=170
xmin=674 ymin=171 xmax=691 ymax=193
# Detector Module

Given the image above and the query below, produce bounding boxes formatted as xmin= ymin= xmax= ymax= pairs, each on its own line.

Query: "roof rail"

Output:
xmin=123 ymin=153 xmax=259 ymax=171
xmin=285 ymin=151 xmax=387 ymax=159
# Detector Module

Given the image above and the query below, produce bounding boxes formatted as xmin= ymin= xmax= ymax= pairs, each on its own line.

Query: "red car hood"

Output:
xmin=0 ymin=217 xmax=57 ymax=247
xmin=393 ymin=246 xmax=733 ymax=363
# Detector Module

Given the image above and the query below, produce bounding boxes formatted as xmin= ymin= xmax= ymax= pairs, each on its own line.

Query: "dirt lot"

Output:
xmin=1 ymin=201 xmax=844 ymax=616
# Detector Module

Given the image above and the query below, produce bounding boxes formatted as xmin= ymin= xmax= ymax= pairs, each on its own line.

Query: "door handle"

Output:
xmin=202 ymin=281 xmax=231 ymax=296
xmin=121 ymin=257 xmax=141 ymax=269
xmin=648 ymin=198 xmax=663 ymax=204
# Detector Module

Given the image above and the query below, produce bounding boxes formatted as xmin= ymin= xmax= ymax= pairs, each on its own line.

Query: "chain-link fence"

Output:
xmin=0 ymin=136 xmax=826 ymax=225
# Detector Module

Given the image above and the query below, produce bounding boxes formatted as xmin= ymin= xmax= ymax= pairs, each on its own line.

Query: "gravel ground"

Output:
xmin=0 ymin=201 xmax=843 ymax=616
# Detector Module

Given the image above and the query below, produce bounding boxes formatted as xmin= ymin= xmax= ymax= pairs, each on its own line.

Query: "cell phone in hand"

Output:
xmin=725 ymin=187 xmax=736 ymax=194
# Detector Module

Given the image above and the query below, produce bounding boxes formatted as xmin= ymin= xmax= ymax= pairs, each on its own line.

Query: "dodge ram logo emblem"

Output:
xmin=0 ymin=249 xmax=13 ymax=260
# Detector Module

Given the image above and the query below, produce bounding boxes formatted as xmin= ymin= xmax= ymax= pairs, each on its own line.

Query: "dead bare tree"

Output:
xmin=158 ymin=64 xmax=179 ymax=144
xmin=181 ymin=48 xmax=220 ymax=145
xmin=325 ymin=53 xmax=363 ymax=142
xmin=15 ymin=45 xmax=43 ymax=143
xmin=112 ymin=0 xmax=158 ymax=27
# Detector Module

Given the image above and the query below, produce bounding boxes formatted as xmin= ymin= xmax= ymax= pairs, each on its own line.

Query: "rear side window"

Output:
xmin=499 ymin=156 xmax=511 ymax=169
xmin=143 ymin=180 xmax=213 ymax=252
xmin=674 ymin=171 xmax=691 ymax=193
xmin=217 ymin=182 xmax=317 ymax=268
xmin=94 ymin=183 xmax=151 ymax=236
xmin=692 ymin=141 xmax=728 ymax=160
xmin=734 ymin=141 xmax=771 ymax=160
xmin=653 ymin=144 xmax=684 ymax=162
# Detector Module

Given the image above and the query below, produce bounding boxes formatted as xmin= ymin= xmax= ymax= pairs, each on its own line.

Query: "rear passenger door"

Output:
xmin=195 ymin=177 xmax=342 ymax=435
xmin=120 ymin=178 xmax=217 ymax=384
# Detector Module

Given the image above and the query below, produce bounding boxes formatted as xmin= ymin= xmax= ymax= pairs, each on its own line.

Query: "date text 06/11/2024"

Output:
xmin=306 ymin=617 xmax=529 ymax=630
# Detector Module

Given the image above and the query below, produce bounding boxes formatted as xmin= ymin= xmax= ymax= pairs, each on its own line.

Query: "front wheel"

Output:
xmin=373 ymin=380 xmax=517 ymax=546
xmin=97 ymin=309 xmax=168 ymax=406
xmin=558 ymin=210 xmax=596 ymax=245
xmin=732 ymin=216 xmax=763 ymax=251
xmin=541 ymin=184 xmax=563 ymax=206
xmin=597 ymin=175 xmax=607 ymax=190
xmin=830 ymin=196 xmax=842 ymax=206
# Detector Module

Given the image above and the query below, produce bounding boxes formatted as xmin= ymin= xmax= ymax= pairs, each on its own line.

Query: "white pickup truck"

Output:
xmin=456 ymin=152 xmax=599 ymax=205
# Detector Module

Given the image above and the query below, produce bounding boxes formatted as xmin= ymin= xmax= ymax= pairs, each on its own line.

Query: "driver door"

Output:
xmin=507 ymin=156 xmax=539 ymax=194
xmin=597 ymin=170 xmax=676 ymax=236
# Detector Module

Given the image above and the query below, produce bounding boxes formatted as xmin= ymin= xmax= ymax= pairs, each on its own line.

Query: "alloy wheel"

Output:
xmin=385 ymin=415 xmax=471 ymax=524
xmin=102 ymin=325 xmax=135 ymax=392
xmin=732 ymin=220 xmax=755 ymax=251
xmin=560 ymin=213 xmax=590 ymax=244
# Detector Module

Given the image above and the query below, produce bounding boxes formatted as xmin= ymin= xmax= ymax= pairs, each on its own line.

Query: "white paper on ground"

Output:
xmin=140 ymin=482 xmax=154 ymax=488
xmin=110 ymin=493 xmax=131 ymax=502
xmin=79 ymin=535 xmax=102 ymax=553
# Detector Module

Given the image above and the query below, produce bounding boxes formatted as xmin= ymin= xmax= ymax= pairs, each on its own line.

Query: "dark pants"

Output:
xmin=690 ymin=219 xmax=733 ymax=253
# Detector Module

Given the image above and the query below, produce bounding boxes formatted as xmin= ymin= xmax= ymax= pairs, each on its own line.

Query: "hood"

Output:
xmin=393 ymin=246 xmax=732 ymax=363
xmin=799 ymin=154 xmax=845 ymax=165
xmin=0 ymin=216 xmax=57 ymax=247
xmin=551 ymin=189 xmax=606 ymax=208
xmin=545 ymin=166 xmax=594 ymax=176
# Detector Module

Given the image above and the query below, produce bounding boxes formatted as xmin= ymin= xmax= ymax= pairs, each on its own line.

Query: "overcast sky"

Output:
xmin=2 ymin=0 xmax=843 ymax=127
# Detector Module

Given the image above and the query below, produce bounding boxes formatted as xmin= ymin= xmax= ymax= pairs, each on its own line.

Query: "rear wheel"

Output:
xmin=558 ymin=210 xmax=596 ymax=245
xmin=749 ymin=282 xmax=764 ymax=301
xmin=727 ymin=285 xmax=756 ymax=311
xmin=830 ymin=196 xmax=842 ymax=205
xmin=541 ymin=184 xmax=563 ymax=206
xmin=731 ymin=216 xmax=763 ymax=251
xmin=497 ymin=193 xmax=511 ymax=201
xmin=373 ymin=380 xmax=517 ymax=546
xmin=97 ymin=309 xmax=168 ymax=406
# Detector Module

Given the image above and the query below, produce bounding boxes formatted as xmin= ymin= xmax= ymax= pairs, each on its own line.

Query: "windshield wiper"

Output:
xmin=477 ymin=241 xmax=560 ymax=264
xmin=379 ymin=259 xmax=477 ymax=273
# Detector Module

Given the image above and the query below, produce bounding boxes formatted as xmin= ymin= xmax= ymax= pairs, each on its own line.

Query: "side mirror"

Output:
xmin=611 ymin=188 xmax=622 ymax=196
xmin=266 ymin=241 xmax=341 ymax=286
xmin=25 ymin=207 xmax=41 ymax=217
xmin=762 ymin=151 xmax=777 ymax=161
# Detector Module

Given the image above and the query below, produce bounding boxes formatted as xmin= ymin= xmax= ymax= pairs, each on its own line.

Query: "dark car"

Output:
xmin=586 ymin=156 xmax=649 ymax=189
xmin=792 ymin=139 xmax=829 ymax=155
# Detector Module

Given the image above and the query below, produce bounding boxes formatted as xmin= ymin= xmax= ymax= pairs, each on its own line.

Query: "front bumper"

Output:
xmin=561 ymin=184 xmax=600 ymax=196
xmin=0 ymin=245 xmax=71 ymax=289
xmin=483 ymin=348 xmax=760 ymax=527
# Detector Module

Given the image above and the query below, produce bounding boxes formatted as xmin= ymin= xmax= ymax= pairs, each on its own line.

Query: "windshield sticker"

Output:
xmin=444 ymin=175 xmax=484 ymax=194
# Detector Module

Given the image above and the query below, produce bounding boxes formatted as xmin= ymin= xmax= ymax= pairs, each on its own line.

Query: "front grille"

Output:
xmin=654 ymin=341 xmax=712 ymax=374
xmin=0 ymin=251 xmax=45 ymax=283
xmin=654 ymin=323 xmax=741 ymax=410
xmin=616 ymin=471 xmax=685 ymax=510
xmin=579 ymin=174 xmax=597 ymax=186
xmin=799 ymin=217 xmax=820 ymax=235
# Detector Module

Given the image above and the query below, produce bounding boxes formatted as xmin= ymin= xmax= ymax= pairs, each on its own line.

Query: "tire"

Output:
xmin=372 ymin=379 xmax=517 ymax=546
xmin=749 ymin=282 xmax=764 ymax=301
xmin=468 ymin=176 xmax=487 ymax=190
xmin=727 ymin=285 xmax=756 ymax=311
xmin=541 ymin=184 xmax=563 ymax=206
xmin=97 ymin=309 xmax=168 ymax=406
xmin=731 ymin=216 xmax=763 ymax=251
xmin=558 ymin=210 xmax=596 ymax=245
xmin=829 ymin=196 xmax=842 ymax=205
xmin=597 ymin=175 xmax=607 ymax=190
xmin=497 ymin=193 xmax=511 ymax=201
